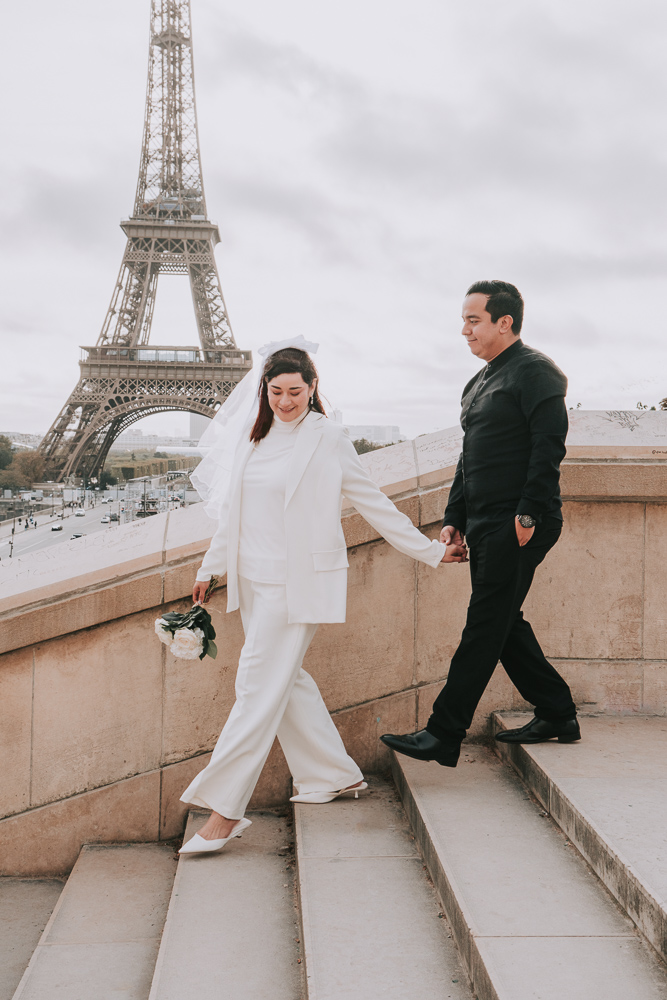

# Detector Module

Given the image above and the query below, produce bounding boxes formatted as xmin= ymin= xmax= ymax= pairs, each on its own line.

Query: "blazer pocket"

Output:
xmin=312 ymin=547 xmax=349 ymax=572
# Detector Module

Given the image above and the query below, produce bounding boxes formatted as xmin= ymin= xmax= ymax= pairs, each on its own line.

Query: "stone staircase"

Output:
xmin=3 ymin=717 xmax=667 ymax=999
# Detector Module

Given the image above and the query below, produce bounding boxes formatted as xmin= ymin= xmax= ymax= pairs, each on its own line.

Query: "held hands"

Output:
xmin=441 ymin=543 xmax=468 ymax=563
xmin=440 ymin=524 xmax=468 ymax=563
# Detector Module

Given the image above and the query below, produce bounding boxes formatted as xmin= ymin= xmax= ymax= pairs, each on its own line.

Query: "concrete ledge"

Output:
xmin=492 ymin=712 xmax=667 ymax=966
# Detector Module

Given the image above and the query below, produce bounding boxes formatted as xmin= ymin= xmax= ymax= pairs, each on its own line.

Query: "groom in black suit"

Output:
xmin=382 ymin=280 xmax=579 ymax=767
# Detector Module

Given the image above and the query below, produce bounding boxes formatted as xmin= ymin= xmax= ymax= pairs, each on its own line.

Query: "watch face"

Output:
xmin=518 ymin=515 xmax=535 ymax=528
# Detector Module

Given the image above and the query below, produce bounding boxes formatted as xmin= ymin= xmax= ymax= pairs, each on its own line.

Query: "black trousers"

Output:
xmin=427 ymin=516 xmax=576 ymax=745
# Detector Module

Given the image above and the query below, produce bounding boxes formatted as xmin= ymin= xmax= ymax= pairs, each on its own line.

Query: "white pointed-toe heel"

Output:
xmin=179 ymin=817 xmax=252 ymax=855
xmin=290 ymin=781 xmax=368 ymax=804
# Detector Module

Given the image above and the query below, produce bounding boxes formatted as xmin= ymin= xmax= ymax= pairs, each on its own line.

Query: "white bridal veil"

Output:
xmin=191 ymin=335 xmax=319 ymax=519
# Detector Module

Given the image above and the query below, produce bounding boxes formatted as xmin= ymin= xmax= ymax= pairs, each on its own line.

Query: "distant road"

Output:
xmin=0 ymin=504 xmax=124 ymax=561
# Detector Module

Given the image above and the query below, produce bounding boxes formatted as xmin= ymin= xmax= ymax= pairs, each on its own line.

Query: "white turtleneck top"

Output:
xmin=237 ymin=413 xmax=306 ymax=583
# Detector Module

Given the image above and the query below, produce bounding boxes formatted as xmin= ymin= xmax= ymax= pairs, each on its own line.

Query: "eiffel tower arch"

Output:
xmin=40 ymin=0 xmax=252 ymax=483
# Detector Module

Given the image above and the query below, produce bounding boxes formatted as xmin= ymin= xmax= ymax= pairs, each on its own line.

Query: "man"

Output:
xmin=382 ymin=280 xmax=579 ymax=767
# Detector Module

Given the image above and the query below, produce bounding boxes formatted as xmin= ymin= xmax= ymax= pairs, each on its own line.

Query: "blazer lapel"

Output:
xmin=285 ymin=412 xmax=324 ymax=509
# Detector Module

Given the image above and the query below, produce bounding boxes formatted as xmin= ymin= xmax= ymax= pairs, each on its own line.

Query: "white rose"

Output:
xmin=170 ymin=627 xmax=205 ymax=660
xmin=155 ymin=619 xmax=172 ymax=645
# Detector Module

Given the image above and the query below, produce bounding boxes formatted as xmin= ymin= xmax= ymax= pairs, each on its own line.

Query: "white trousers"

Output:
xmin=180 ymin=577 xmax=363 ymax=819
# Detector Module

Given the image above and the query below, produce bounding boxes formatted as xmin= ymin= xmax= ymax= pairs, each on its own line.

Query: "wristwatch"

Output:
xmin=516 ymin=514 xmax=536 ymax=529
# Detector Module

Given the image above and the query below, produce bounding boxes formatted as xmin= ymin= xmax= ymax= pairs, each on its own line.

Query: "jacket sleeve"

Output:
xmin=338 ymin=433 xmax=446 ymax=568
xmin=195 ymin=487 xmax=231 ymax=581
xmin=516 ymin=394 xmax=568 ymax=522
xmin=442 ymin=452 xmax=467 ymax=532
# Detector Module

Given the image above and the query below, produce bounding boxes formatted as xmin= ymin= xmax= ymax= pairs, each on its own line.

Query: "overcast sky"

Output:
xmin=1 ymin=0 xmax=666 ymax=440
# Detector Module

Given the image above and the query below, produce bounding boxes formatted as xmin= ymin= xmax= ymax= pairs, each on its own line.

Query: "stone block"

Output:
xmin=358 ymin=439 xmax=418 ymax=493
xmin=644 ymin=504 xmax=667 ymax=660
xmin=30 ymin=608 xmax=163 ymax=807
xmin=523 ymin=501 xmax=644 ymax=660
xmin=415 ymin=524 xmax=471 ymax=684
xmin=553 ymin=659 xmax=644 ymax=715
xmin=0 ymin=572 xmax=164 ymax=655
xmin=416 ymin=667 xmax=515 ymax=738
xmin=642 ymin=661 xmax=667 ymax=715
xmin=161 ymin=599 xmax=243 ymax=762
xmin=0 ymin=647 xmax=33 ymax=819
xmin=561 ymin=461 xmax=667 ymax=500
xmin=0 ymin=770 xmax=160 ymax=877
xmin=419 ymin=485 xmax=449 ymax=529
xmin=159 ymin=754 xmax=212 ymax=840
xmin=247 ymin=739 xmax=292 ymax=810
xmin=331 ymin=689 xmax=417 ymax=774
xmin=163 ymin=501 xmax=214 ymax=565
xmin=306 ymin=540 xmax=417 ymax=710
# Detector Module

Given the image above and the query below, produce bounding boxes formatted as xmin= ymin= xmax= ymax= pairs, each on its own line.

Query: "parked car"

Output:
xmin=74 ymin=509 xmax=85 ymax=517
xmin=100 ymin=516 xmax=111 ymax=524
xmin=51 ymin=524 xmax=63 ymax=532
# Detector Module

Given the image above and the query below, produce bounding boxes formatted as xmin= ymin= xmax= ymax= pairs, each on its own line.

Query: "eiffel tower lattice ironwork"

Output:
xmin=40 ymin=0 xmax=252 ymax=483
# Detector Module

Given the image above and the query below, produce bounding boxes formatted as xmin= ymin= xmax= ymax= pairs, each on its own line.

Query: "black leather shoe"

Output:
xmin=495 ymin=716 xmax=581 ymax=744
xmin=380 ymin=729 xmax=460 ymax=767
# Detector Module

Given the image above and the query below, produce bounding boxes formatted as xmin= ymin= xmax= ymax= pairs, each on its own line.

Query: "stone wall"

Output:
xmin=1 ymin=457 xmax=666 ymax=875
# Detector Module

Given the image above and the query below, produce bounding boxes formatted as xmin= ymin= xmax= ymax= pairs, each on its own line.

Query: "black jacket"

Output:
xmin=443 ymin=339 xmax=568 ymax=545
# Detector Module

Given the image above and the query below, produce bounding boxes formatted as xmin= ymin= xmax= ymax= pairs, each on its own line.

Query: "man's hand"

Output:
xmin=442 ymin=543 xmax=468 ymax=563
xmin=515 ymin=519 xmax=535 ymax=547
xmin=440 ymin=524 xmax=465 ymax=547
xmin=192 ymin=581 xmax=210 ymax=604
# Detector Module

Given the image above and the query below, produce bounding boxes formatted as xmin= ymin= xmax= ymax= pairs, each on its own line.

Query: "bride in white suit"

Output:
xmin=179 ymin=338 xmax=467 ymax=855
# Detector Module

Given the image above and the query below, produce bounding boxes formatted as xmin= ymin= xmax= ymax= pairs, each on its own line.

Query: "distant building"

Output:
xmin=190 ymin=413 xmax=212 ymax=442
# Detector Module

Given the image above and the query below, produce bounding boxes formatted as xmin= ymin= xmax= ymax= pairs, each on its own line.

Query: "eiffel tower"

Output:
xmin=40 ymin=0 xmax=252 ymax=483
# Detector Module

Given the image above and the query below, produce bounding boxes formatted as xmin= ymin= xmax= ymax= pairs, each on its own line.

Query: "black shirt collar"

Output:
xmin=485 ymin=338 xmax=523 ymax=375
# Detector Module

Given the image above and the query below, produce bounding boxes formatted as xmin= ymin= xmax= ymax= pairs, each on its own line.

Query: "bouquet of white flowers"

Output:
xmin=154 ymin=579 xmax=218 ymax=661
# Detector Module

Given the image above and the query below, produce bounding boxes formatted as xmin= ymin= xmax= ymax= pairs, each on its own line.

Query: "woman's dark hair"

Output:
xmin=250 ymin=348 xmax=326 ymax=443
xmin=466 ymin=279 xmax=524 ymax=335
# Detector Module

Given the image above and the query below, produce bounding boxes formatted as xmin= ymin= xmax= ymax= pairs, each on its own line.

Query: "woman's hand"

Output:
xmin=192 ymin=581 xmax=210 ymax=605
xmin=442 ymin=543 xmax=468 ymax=563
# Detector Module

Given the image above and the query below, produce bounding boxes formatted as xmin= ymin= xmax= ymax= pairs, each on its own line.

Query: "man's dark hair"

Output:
xmin=466 ymin=279 xmax=524 ymax=335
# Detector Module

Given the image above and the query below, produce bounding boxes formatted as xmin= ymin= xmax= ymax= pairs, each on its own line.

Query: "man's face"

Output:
xmin=461 ymin=293 xmax=513 ymax=362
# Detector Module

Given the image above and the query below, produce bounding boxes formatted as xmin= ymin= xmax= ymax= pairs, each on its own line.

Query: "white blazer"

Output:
xmin=197 ymin=411 xmax=446 ymax=623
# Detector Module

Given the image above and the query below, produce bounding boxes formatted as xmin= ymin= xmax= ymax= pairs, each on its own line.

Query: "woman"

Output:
xmin=179 ymin=337 xmax=466 ymax=854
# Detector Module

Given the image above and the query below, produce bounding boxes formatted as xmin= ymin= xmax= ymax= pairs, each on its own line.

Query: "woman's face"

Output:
xmin=266 ymin=372 xmax=314 ymax=422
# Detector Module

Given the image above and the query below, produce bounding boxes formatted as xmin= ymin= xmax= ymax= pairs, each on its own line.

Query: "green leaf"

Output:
xmin=206 ymin=640 xmax=218 ymax=660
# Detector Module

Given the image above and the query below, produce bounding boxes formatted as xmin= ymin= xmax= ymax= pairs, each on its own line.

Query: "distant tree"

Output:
xmin=153 ymin=451 xmax=168 ymax=458
xmin=13 ymin=450 xmax=46 ymax=485
xmin=0 ymin=435 xmax=13 ymax=471
xmin=0 ymin=468 xmax=25 ymax=492
xmin=353 ymin=438 xmax=379 ymax=455
xmin=100 ymin=470 xmax=118 ymax=488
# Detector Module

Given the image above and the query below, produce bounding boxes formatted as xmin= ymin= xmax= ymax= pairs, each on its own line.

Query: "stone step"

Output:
xmin=0 ymin=878 xmax=64 ymax=1000
xmin=148 ymin=810 xmax=303 ymax=1000
xmin=392 ymin=744 xmax=667 ymax=1000
xmin=492 ymin=712 xmax=667 ymax=965
xmin=294 ymin=775 xmax=474 ymax=1000
xmin=11 ymin=843 xmax=177 ymax=1000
